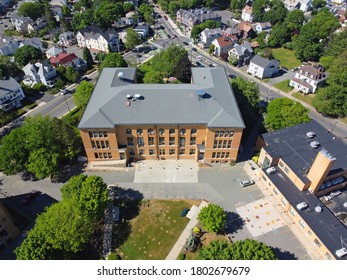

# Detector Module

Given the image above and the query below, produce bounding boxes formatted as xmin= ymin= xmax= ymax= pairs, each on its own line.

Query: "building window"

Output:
xmin=169 ymin=128 xmax=175 ymax=134
xmin=148 ymin=129 xmax=154 ymax=135
xmin=169 ymin=149 xmax=175 ymax=155
xmin=229 ymin=131 xmax=234 ymax=137
xmin=139 ymin=149 xmax=144 ymax=155
xmin=138 ymin=137 xmax=144 ymax=147
xmin=179 ymin=149 xmax=185 ymax=155
xmin=307 ymin=230 xmax=312 ymax=237
xmin=217 ymin=152 xmax=221 ymax=158
xmin=108 ymin=153 xmax=112 ymax=158
xmin=179 ymin=137 xmax=185 ymax=147
xmin=159 ymin=128 xmax=164 ymax=135
xmin=137 ymin=128 xmax=143 ymax=135
xmin=279 ymin=161 xmax=284 ymax=167
xmin=149 ymin=149 xmax=155 ymax=155
xmin=227 ymin=140 xmax=232 ymax=148
xmin=169 ymin=137 xmax=175 ymax=145
xmin=226 ymin=152 xmax=230 ymax=158
xmin=212 ymin=152 xmax=216 ymax=158
xmin=223 ymin=140 xmax=227 ymax=148
xmin=190 ymin=149 xmax=195 ymax=155
xmin=191 ymin=128 xmax=196 ymax=134
xmin=289 ymin=207 xmax=295 ymax=216
xmin=281 ymin=197 xmax=287 ymax=205
xmin=105 ymin=141 xmax=110 ymax=148
xmin=93 ymin=131 xmax=98 ymax=137
xmin=273 ymin=188 xmax=278 ymax=195
xmin=220 ymin=131 xmax=224 ymax=137
xmin=96 ymin=141 xmax=101 ymax=149
xmin=159 ymin=137 xmax=165 ymax=145
xmin=190 ymin=137 xmax=196 ymax=145
xmin=103 ymin=131 xmax=108 ymax=137
xmin=148 ymin=137 xmax=154 ymax=145
xmin=103 ymin=153 xmax=107 ymax=158
xmin=101 ymin=141 xmax=105 ymax=149
xmin=126 ymin=128 xmax=131 ymax=134
xmin=94 ymin=153 xmax=98 ymax=158
xmin=98 ymin=131 xmax=103 ymax=137
xmin=91 ymin=141 xmax=95 ymax=149
xmin=313 ymin=238 xmax=321 ymax=248
xmin=159 ymin=149 xmax=165 ymax=155
xmin=129 ymin=149 xmax=135 ymax=156
xmin=299 ymin=219 xmax=305 ymax=229
xmin=284 ymin=167 xmax=289 ymax=174
xmin=213 ymin=140 xmax=217 ymax=148
xmin=89 ymin=131 xmax=93 ymax=138
xmin=221 ymin=152 xmax=225 ymax=158
xmin=99 ymin=153 xmax=103 ymax=158
xmin=325 ymin=253 xmax=332 ymax=260
xmin=127 ymin=137 xmax=134 ymax=146
xmin=180 ymin=129 xmax=186 ymax=135
xmin=215 ymin=131 xmax=219 ymax=137
xmin=218 ymin=140 xmax=222 ymax=148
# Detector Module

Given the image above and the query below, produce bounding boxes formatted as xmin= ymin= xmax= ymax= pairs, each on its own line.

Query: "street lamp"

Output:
xmin=61 ymin=92 xmax=71 ymax=112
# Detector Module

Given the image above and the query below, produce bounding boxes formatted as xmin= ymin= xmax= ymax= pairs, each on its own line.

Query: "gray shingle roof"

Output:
xmin=0 ymin=78 xmax=21 ymax=98
xmin=78 ymin=67 xmax=245 ymax=129
xmin=250 ymin=55 xmax=279 ymax=69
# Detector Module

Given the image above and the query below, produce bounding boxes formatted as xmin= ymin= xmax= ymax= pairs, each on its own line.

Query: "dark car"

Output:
xmin=195 ymin=61 xmax=202 ymax=67
xmin=281 ymin=66 xmax=288 ymax=71
xmin=21 ymin=190 xmax=41 ymax=205
xmin=180 ymin=208 xmax=189 ymax=217
xmin=163 ymin=15 xmax=168 ymax=20
xmin=191 ymin=47 xmax=197 ymax=51
xmin=183 ymin=42 xmax=189 ymax=45
xmin=208 ymin=64 xmax=214 ymax=67
xmin=228 ymin=74 xmax=236 ymax=79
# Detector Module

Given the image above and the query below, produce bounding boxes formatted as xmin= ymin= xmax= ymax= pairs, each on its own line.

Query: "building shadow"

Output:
xmin=224 ymin=211 xmax=245 ymax=235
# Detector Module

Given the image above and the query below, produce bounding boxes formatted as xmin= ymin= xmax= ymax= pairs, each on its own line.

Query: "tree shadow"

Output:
xmin=50 ymin=161 xmax=87 ymax=183
xmin=112 ymin=220 xmax=132 ymax=250
xmin=271 ymin=246 xmax=298 ymax=260
xmin=113 ymin=186 xmax=144 ymax=220
xmin=224 ymin=211 xmax=245 ymax=235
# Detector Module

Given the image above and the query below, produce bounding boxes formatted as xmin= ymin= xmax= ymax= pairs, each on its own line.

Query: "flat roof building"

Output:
xmin=78 ymin=67 xmax=245 ymax=167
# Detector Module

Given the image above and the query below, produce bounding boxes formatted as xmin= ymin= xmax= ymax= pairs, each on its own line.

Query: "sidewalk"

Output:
xmin=165 ymin=200 xmax=208 ymax=260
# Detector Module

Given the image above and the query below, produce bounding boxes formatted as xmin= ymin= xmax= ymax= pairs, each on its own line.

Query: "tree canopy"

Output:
xmin=198 ymin=240 xmax=232 ymax=260
xmin=125 ymin=28 xmax=142 ymax=50
xmin=73 ymin=81 xmax=95 ymax=108
xmin=14 ymin=45 xmax=42 ymax=67
xmin=83 ymin=47 xmax=93 ymax=69
xmin=264 ymin=98 xmax=311 ymax=130
xmin=198 ymin=204 xmax=226 ymax=233
xmin=99 ymin=53 xmax=127 ymax=73
xmin=0 ymin=55 xmax=23 ymax=79
xmin=190 ymin=20 xmax=221 ymax=42
xmin=15 ymin=175 xmax=108 ymax=259
xmin=18 ymin=2 xmax=45 ymax=21
xmin=65 ymin=66 xmax=79 ymax=83
xmin=253 ymin=0 xmax=287 ymax=25
xmin=0 ymin=115 xmax=81 ymax=179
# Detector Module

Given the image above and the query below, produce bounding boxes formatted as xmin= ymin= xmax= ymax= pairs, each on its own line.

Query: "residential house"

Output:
xmin=0 ymin=38 xmax=19 ymax=56
xmin=241 ymin=5 xmax=254 ymax=22
xmin=133 ymin=24 xmax=149 ymax=39
xmin=176 ymin=8 xmax=221 ymax=35
xmin=283 ymin=0 xmax=312 ymax=12
xmin=76 ymin=25 xmax=120 ymax=53
xmin=199 ymin=27 xmax=223 ymax=48
xmin=215 ymin=10 xmax=235 ymax=27
xmin=45 ymin=45 xmax=64 ymax=59
xmin=27 ymin=17 xmax=48 ymax=34
xmin=49 ymin=52 xmax=87 ymax=70
xmin=115 ymin=12 xmax=135 ymax=27
xmin=252 ymin=22 xmax=272 ymax=34
xmin=0 ymin=78 xmax=25 ymax=111
xmin=0 ymin=202 xmax=20 ymax=252
xmin=78 ymin=67 xmax=245 ymax=167
xmin=211 ymin=36 xmax=235 ymax=57
xmin=228 ymin=41 xmax=254 ymax=66
xmin=256 ymin=120 xmax=347 ymax=260
xmin=247 ymin=55 xmax=279 ymax=79
xmin=10 ymin=13 xmax=32 ymax=34
xmin=50 ymin=5 xmax=63 ymax=22
xmin=19 ymin=37 xmax=45 ymax=52
xmin=58 ymin=31 xmax=77 ymax=47
xmin=22 ymin=61 xmax=57 ymax=87
xmin=289 ymin=65 xmax=327 ymax=94
xmin=237 ymin=21 xmax=256 ymax=39
xmin=223 ymin=26 xmax=240 ymax=38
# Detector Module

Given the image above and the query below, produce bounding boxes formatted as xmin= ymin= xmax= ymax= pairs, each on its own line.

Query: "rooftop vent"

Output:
xmin=196 ymin=90 xmax=205 ymax=97
xmin=310 ymin=141 xmax=320 ymax=148
xmin=118 ymin=72 xmax=124 ymax=79
xmin=315 ymin=205 xmax=322 ymax=213
xmin=306 ymin=131 xmax=315 ymax=138
xmin=135 ymin=93 xmax=141 ymax=99
xmin=126 ymin=94 xmax=131 ymax=99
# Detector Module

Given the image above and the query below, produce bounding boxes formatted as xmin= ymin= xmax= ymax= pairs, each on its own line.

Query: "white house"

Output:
xmin=0 ymin=78 xmax=25 ymax=112
xmin=211 ymin=36 xmax=235 ymax=57
xmin=252 ymin=22 xmax=272 ymax=33
xmin=133 ymin=24 xmax=149 ymax=39
xmin=58 ymin=31 xmax=77 ymax=47
xmin=289 ymin=65 xmax=327 ymax=94
xmin=228 ymin=41 xmax=254 ymax=66
xmin=76 ymin=25 xmax=120 ymax=53
xmin=199 ymin=27 xmax=223 ymax=48
xmin=241 ymin=5 xmax=254 ymax=22
xmin=247 ymin=55 xmax=279 ymax=79
xmin=22 ymin=61 xmax=57 ymax=87
xmin=283 ymin=0 xmax=312 ymax=12
xmin=10 ymin=13 xmax=33 ymax=34
xmin=0 ymin=38 xmax=19 ymax=56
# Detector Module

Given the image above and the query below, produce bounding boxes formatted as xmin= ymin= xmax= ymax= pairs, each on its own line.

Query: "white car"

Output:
xmin=296 ymin=202 xmax=308 ymax=211
xmin=266 ymin=167 xmax=276 ymax=174
xmin=240 ymin=179 xmax=254 ymax=187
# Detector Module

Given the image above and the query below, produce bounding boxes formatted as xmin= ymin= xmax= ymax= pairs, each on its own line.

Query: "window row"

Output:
xmin=126 ymin=128 xmax=197 ymax=136
xmin=212 ymin=152 xmax=230 ymax=158
xmin=128 ymin=149 xmax=196 ymax=156
xmin=91 ymin=141 xmax=110 ymax=149
xmin=215 ymin=130 xmax=234 ymax=138
xmin=94 ymin=152 xmax=112 ymax=159
xmin=213 ymin=140 xmax=232 ymax=149
xmin=127 ymin=137 xmax=196 ymax=147
xmin=89 ymin=131 xmax=108 ymax=138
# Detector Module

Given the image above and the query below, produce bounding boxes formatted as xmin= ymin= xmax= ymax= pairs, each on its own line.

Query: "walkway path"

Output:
xmin=165 ymin=200 xmax=208 ymax=260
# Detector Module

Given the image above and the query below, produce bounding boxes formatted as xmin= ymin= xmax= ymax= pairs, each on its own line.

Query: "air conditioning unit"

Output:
xmin=135 ymin=93 xmax=141 ymax=99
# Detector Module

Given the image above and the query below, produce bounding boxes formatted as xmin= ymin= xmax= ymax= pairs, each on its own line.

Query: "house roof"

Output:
xmin=299 ymin=65 xmax=326 ymax=80
xmin=35 ymin=60 xmax=54 ymax=77
xmin=262 ymin=120 xmax=347 ymax=180
xmin=20 ymin=37 xmax=44 ymax=51
xmin=78 ymin=67 xmax=245 ymax=129
xmin=250 ymin=55 xmax=279 ymax=68
xmin=59 ymin=31 xmax=74 ymax=39
xmin=0 ymin=78 xmax=21 ymax=98
xmin=46 ymin=46 xmax=63 ymax=56
xmin=201 ymin=27 xmax=223 ymax=38
xmin=290 ymin=77 xmax=313 ymax=90
xmin=214 ymin=36 xmax=234 ymax=47
xmin=237 ymin=21 xmax=254 ymax=32
xmin=223 ymin=27 xmax=239 ymax=35
xmin=49 ymin=52 xmax=78 ymax=65
xmin=232 ymin=41 xmax=253 ymax=56
xmin=78 ymin=25 xmax=118 ymax=41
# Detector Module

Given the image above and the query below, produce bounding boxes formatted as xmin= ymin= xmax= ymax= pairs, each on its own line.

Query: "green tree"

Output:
xmin=230 ymin=239 xmax=277 ymax=260
xmin=143 ymin=71 xmax=163 ymax=83
xmin=285 ymin=9 xmax=305 ymax=32
xmin=228 ymin=54 xmax=238 ymax=66
xmin=312 ymin=0 xmax=325 ymax=11
xmin=321 ymin=29 xmax=347 ymax=69
xmin=83 ymin=47 xmax=93 ymax=69
xmin=173 ymin=55 xmax=191 ymax=83
xmin=158 ymin=0 xmax=169 ymax=11
xmin=61 ymin=174 xmax=88 ymax=201
xmin=14 ymin=45 xmax=42 ymax=66
xmin=73 ymin=81 xmax=95 ymax=108
xmin=125 ymin=28 xmax=142 ymax=50
xmin=94 ymin=2 xmax=124 ymax=29
xmin=71 ymin=9 xmax=94 ymax=32
xmin=26 ymin=148 xmax=60 ymax=179
xmin=99 ymin=53 xmax=127 ymax=73
xmin=17 ymin=2 xmax=45 ymax=20
xmin=253 ymin=0 xmax=287 ymax=25
xmin=65 ymin=66 xmax=79 ymax=83
xmin=45 ymin=4 xmax=57 ymax=30
xmin=230 ymin=0 xmax=246 ymax=12
xmin=208 ymin=44 xmax=215 ymax=55
xmin=231 ymin=77 xmax=260 ymax=109
xmin=268 ymin=23 xmax=290 ymax=47
xmin=0 ymin=55 xmax=23 ymax=79
xmin=168 ymin=1 xmax=180 ymax=14
xmin=198 ymin=240 xmax=232 ymax=260
xmin=265 ymin=98 xmax=311 ymax=130
xmin=123 ymin=2 xmax=135 ymax=13
xmin=198 ymin=204 xmax=226 ymax=233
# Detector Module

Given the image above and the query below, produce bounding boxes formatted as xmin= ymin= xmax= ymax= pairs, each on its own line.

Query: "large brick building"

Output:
xmin=78 ymin=67 xmax=245 ymax=166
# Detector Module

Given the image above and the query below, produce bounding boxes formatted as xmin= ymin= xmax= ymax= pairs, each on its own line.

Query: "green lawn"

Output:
xmin=117 ymin=200 xmax=198 ymax=260
xmin=292 ymin=92 xmax=314 ymax=106
xmin=272 ymin=48 xmax=301 ymax=69
xmin=341 ymin=118 xmax=347 ymax=125
xmin=273 ymin=80 xmax=292 ymax=93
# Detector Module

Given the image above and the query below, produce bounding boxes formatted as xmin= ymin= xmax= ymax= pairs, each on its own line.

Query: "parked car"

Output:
xmin=183 ymin=42 xmax=189 ymax=45
xmin=240 ymin=179 xmax=255 ymax=187
xmin=266 ymin=167 xmax=276 ymax=174
xmin=228 ymin=74 xmax=236 ymax=79
xmin=21 ymin=190 xmax=41 ymax=205
xmin=163 ymin=15 xmax=168 ymax=20
xmin=61 ymin=89 xmax=69 ymax=95
xmin=191 ymin=47 xmax=197 ymax=51
xmin=296 ymin=202 xmax=308 ymax=211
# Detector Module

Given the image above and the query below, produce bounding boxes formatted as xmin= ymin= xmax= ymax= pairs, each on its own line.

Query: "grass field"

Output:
xmin=273 ymin=80 xmax=292 ymax=93
xmin=117 ymin=200 xmax=199 ymax=260
xmin=292 ymin=92 xmax=314 ymax=106
xmin=272 ymin=48 xmax=301 ymax=69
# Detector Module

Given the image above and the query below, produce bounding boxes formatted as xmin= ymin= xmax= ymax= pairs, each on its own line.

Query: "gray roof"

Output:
xmin=250 ymin=55 xmax=279 ymax=68
xmin=0 ymin=78 xmax=21 ymax=98
xmin=263 ymin=120 xmax=347 ymax=181
xmin=78 ymin=25 xmax=118 ymax=41
xmin=78 ymin=67 xmax=245 ymax=129
xmin=233 ymin=41 xmax=253 ymax=56
xmin=20 ymin=37 xmax=44 ymax=51
xmin=201 ymin=27 xmax=223 ymax=38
